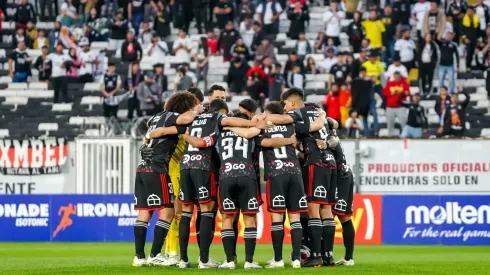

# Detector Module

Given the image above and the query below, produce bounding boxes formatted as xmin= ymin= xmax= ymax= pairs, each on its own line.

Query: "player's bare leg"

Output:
xmin=219 ymin=214 xmax=237 ymax=269
xmin=320 ymin=205 xmax=336 ymax=266
xmin=197 ymin=201 xmax=219 ymax=268
xmin=243 ymin=214 xmax=262 ymax=269
xmin=133 ymin=210 xmax=153 ymax=266
xmin=149 ymin=208 xmax=175 ymax=266
xmin=336 ymin=215 xmax=355 ymax=266
xmin=302 ymin=203 xmax=323 ymax=267
xmin=178 ymin=203 xmax=194 ymax=268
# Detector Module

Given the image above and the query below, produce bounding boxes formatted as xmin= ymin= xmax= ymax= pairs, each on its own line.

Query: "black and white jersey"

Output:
xmin=216 ymin=130 xmax=257 ymax=180
xmin=287 ymin=107 xmax=334 ymax=167
xmin=180 ymin=112 xmax=226 ymax=172
xmin=9 ymin=49 xmax=30 ymax=73
xmin=259 ymin=124 xmax=301 ymax=180
xmin=329 ymin=63 xmax=351 ymax=84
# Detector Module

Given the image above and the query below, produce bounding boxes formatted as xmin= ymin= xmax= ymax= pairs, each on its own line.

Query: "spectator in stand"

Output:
xmin=218 ymin=21 xmax=240 ymax=61
xmin=9 ymin=41 xmax=31 ymax=83
xmin=268 ymin=62 xmax=285 ymax=101
xmin=238 ymin=0 xmax=255 ymax=22
xmin=34 ymin=30 xmax=48 ymax=49
xmin=138 ymin=23 xmax=153 ymax=49
xmin=386 ymin=56 xmax=408 ymax=81
xmin=461 ymin=7 xmax=480 ymax=71
xmin=323 ymin=83 xmax=342 ymax=126
xmin=319 ymin=47 xmax=337 ymax=74
xmin=256 ymin=0 xmax=283 ymax=35
xmin=392 ymin=0 xmax=411 ymax=27
xmin=351 ymin=67 xmax=377 ymax=136
xmin=39 ymin=0 xmax=57 ymax=21
xmin=419 ymin=33 xmax=438 ymax=95
xmin=435 ymin=86 xmax=451 ymax=121
xmin=439 ymin=87 xmax=470 ymax=137
xmin=153 ymin=1 xmax=172 ymax=39
xmin=254 ymin=38 xmax=275 ymax=62
xmin=146 ymin=34 xmax=169 ymax=66
xmin=329 ymin=52 xmax=352 ymax=90
xmin=35 ymin=46 xmax=52 ymax=82
xmin=251 ymin=21 xmax=265 ymax=52
xmin=138 ymin=72 xmax=163 ymax=115
xmin=0 ymin=9 xmax=4 ymax=32
xmin=287 ymin=64 xmax=305 ymax=88
xmin=296 ymin=32 xmax=312 ymax=59
xmin=86 ymin=8 xmax=109 ymax=42
xmin=447 ymin=0 xmax=467 ymax=44
xmin=153 ymin=64 xmax=168 ymax=97
xmin=13 ymin=28 xmax=28 ymax=50
xmin=214 ymin=0 xmax=234 ymax=29
xmin=174 ymin=66 xmax=194 ymax=92
xmin=351 ymin=49 xmax=368 ymax=77
xmin=246 ymin=69 xmax=266 ymax=108
xmin=345 ymin=110 xmax=363 ymax=138
xmin=60 ymin=0 xmax=79 ymax=27
xmin=173 ymin=29 xmax=193 ymax=63
xmin=362 ymin=50 xmax=385 ymax=108
xmin=15 ymin=0 xmax=36 ymax=28
xmin=108 ymin=9 xmax=129 ymax=52
xmin=231 ymin=38 xmax=252 ymax=61
xmin=194 ymin=37 xmax=210 ymax=89
xmin=323 ymin=1 xmax=344 ymax=46
xmin=306 ymin=56 xmax=320 ymax=74
xmin=101 ymin=62 xmax=128 ymax=117
xmin=381 ymin=5 xmax=396 ymax=63
xmin=240 ymin=14 xmax=255 ymax=49
xmin=347 ymin=11 xmax=364 ymax=54
xmin=49 ymin=21 xmax=62 ymax=52
xmin=25 ymin=21 xmax=37 ymax=49
xmin=412 ymin=0 xmax=431 ymax=42
xmin=121 ymin=30 xmax=143 ymax=64
xmin=227 ymin=57 xmax=250 ymax=94
xmin=394 ymin=28 xmax=417 ymax=72
xmin=128 ymin=0 xmax=145 ymax=36
xmin=474 ymin=0 xmax=490 ymax=32
xmin=66 ymin=47 xmax=81 ymax=82
xmin=476 ymin=36 xmax=490 ymax=96
xmin=314 ymin=31 xmax=327 ymax=52
xmin=192 ymin=0 xmax=208 ymax=34
xmin=127 ymin=64 xmax=143 ymax=119
xmin=399 ymin=93 xmax=428 ymax=138
xmin=207 ymin=30 xmax=219 ymax=54
xmin=48 ymin=43 xmax=70 ymax=103
xmin=182 ymin=63 xmax=198 ymax=86
xmin=362 ymin=10 xmax=385 ymax=50
xmin=283 ymin=51 xmax=305 ymax=86
xmin=439 ymin=31 xmax=459 ymax=94
xmin=383 ymin=71 xmax=410 ymax=136
xmin=287 ymin=0 xmax=309 ymax=39
xmin=339 ymin=83 xmax=352 ymax=125
xmin=78 ymin=37 xmax=96 ymax=83
xmin=422 ymin=0 xmax=446 ymax=41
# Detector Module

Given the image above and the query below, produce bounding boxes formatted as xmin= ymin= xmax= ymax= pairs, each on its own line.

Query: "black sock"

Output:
xmin=134 ymin=220 xmax=148 ymax=258
xmin=244 ymin=227 xmax=257 ymax=263
xmin=290 ymin=221 xmax=302 ymax=261
xmin=208 ymin=208 xmax=218 ymax=247
xmin=232 ymin=220 xmax=239 ymax=257
xmin=342 ymin=220 xmax=355 ymax=260
xmin=308 ymin=218 xmax=322 ymax=257
xmin=196 ymin=206 xmax=201 ymax=248
xmin=179 ymin=211 xmax=193 ymax=262
xmin=300 ymin=216 xmax=309 ymax=247
xmin=322 ymin=218 xmax=336 ymax=257
xmin=150 ymin=219 xmax=171 ymax=257
xmin=221 ymin=229 xmax=235 ymax=262
xmin=271 ymin=222 xmax=284 ymax=261
xmin=199 ymin=211 xmax=215 ymax=263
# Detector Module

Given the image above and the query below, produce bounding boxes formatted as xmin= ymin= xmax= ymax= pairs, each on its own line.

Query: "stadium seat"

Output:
xmin=2 ymin=96 xmax=28 ymax=105
xmin=29 ymin=82 xmax=49 ymax=90
xmin=0 ymin=129 xmax=9 ymax=137
xmin=52 ymin=103 xmax=73 ymax=112
xmin=8 ymin=83 xmax=28 ymax=90
xmin=38 ymin=123 xmax=59 ymax=131
xmin=305 ymin=81 xmax=326 ymax=90
xmin=305 ymin=94 xmax=325 ymax=104
xmin=481 ymin=128 xmax=490 ymax=136
xmin=84 ymin=129 xmax=102 ymax=136
xmin=83 ymin=82 xmax=100 ymax=91
xmin=230 ymin=95 xmax=251 ymax=103
xmin=379 ymin=128 xmax=400 ymax=137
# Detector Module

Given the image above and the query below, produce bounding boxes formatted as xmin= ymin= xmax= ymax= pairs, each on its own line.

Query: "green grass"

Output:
xmin=1 ymin=243 xmax=490 ymax=274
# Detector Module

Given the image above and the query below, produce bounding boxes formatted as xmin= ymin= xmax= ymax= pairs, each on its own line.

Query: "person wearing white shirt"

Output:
xmin=475 ymin=0 xmax=490 ymax=31
xmin=256 ymin=0 xmax=283 ymax=34
xmin=239 ymin=15 xmax=255 ymax=49
xmin=78 ymin=37 xmax=96 ymax=83
xmin=394 ymin=29 xmax=417 ymax=71
xmin=47 ymin=43 xmax=70 ymax=103
xmin=386 ymin=57 xmax=408 ymax=81
xmin=172 ymin=29 xmax=192 ymax=63
xmin=147 ymin=35 xmax=169 ymax=66
xmin=322 ymin=1 xmax=345 ymax=45
xmin=318 ymin=48 xmax=338 ymax=73
xmin=412 ymin=0 xmax=431 ymax=39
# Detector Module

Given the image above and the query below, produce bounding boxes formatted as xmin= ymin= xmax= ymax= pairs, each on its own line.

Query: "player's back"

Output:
xmin=216 ymin=129 xmax=257 ymax=180
xmin=261 ymin=124 xmax=301 ymax=179
xmin=148 ymin=111 xmax=182 ymax=174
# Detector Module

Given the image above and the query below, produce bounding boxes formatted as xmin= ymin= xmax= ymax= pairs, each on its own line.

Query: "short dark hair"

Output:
xmin=239 ymin=99 xmax=258 ymax=113
xmin=281 ymin=87 xmax=304 ymax=101
xmin=165 ymin=91 xmax=199 ymax=113
xmin=233 ymin=112 xmax=250 ymax=120
xmin=253 ymin=21 xmax=261 ymax=27
xmin=209 ymin=99 xmax=229 ymax=113
xmin=187 ymin=87 xmax=204 ymax=103
xmin=208 ymin=84 xmax=226 ymax=96
xmin=264 ymin=101 xmax=284 ymax=114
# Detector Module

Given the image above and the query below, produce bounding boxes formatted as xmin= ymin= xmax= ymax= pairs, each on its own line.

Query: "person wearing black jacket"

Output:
xmin=392 ymin=0 xmax=411 ymax=26
xmin=217 ymin=21 xmax=241 ymax=61
xmin=438 ymin=32 xmax=459 ymax=94
xmin=227 ymin=57 xmax=250 ymax=94
xmin=461 ymin=7 xmax=480 ymax=71
xmin=476 ymin=36 xmax=490 ymax=96
xmin=109 ymin=10 xmax=129 ymax=51
xmin=282 ymin=52 xmax=305 ymax=87
xmin=347 ymin=11 xmax=363 ymax=54
xmin=127 ymin=61 xmax=143 ymax=119
xmin=419 ymin=33 xmax=439 ymax=95
xmin=446 ymin=0 xmax=467 ymax=43
xmin=15 ymin=0 xmax=36 ymax=28
xmin=192 ymin=0 xmax=208 ymax=34
xmin=121 ymin=30 xmax=143 ymax=63
xmin=399 ymin=93 xmax=428 ymax=138
xmin=251 ymin=21 xmax=265 ymax=52
xmin=351 ymin=68 xmax=377 ymax=137
xmin=381 ymin=5 xmax=397 ymax=63
xmin=286 ymin=0 xmax=309 ymax=39
xmin=434 ymin=86 xmax=451 ymax=120
xmin=153 ymin=1 xmax=172 ymax=38
xmin=35 ymin=46 xmax=52 ymax=82
xmin=350 ymin=49 xmax=368 ymax=79
xmin=439 ymin=88 xmax=470 ymax=137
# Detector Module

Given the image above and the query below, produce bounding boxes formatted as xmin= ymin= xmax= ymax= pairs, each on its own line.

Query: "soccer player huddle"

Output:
xmin=132 ymin=85 xmax=355 ymax=269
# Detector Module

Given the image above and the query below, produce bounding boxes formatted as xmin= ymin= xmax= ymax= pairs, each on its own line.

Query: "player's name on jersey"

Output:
xmin=264 ymin=125 xmax=288 ymax=133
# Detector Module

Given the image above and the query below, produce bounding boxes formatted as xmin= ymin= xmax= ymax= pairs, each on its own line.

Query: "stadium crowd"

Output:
xmin=3 ymin=0 xmax=485 ymax=138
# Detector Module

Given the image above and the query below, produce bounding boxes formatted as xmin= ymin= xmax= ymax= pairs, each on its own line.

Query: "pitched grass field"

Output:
xmin=1 ymin=243 xmax=490 ymax=275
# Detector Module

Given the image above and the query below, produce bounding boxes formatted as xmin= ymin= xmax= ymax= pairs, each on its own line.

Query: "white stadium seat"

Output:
xmin=29 ymin=82 xmax=49 ymax=90
xmin=84 ymin=82 xmax=101 ymax=91
xmin=0 ymin=129 xmax=9 ymax=137
xmin=38 ymin=123 xmax=59 ymax=131
xmin=52 ymin=103 xmax=73 ymax=112
xmin=2 ymin=96 xmax=28 ymax=105
xmin=8 ymin=83 xmax=28 ymax=90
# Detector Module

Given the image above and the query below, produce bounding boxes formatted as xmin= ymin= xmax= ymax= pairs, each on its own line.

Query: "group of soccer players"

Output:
xmin=132 ymin=84 xmax=356 ymax=269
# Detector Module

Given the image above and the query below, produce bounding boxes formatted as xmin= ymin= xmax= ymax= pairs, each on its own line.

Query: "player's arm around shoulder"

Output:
xmin=261 ymin=133 xmax=297 ymax=148
xmin=223 ymin=127 xmax=261 ymax=139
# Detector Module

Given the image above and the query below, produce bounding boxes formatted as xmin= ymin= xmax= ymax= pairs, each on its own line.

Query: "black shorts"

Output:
xmin=134 ymin=172 xmax=175 ymax=210
xmin=303 ymin=165 xmax=338 ymax=205
xmin=266 ymin=174 xmax=308 ymax=213
xmin=332 ymin=166 xmax=354 ymax=217
xmin=218 ymin=176 xmax=260 ymax=215
xmin=179 ymin=169 xmax=217 ymax=205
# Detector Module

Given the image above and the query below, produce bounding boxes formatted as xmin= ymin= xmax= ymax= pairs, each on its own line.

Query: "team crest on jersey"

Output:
xmin=147 ymin=194 xmax=161 ymax=206
xmin=248 ymin=197 xmax=259 ymax=210
xmin=222 ymin=198 xmax=235 ymax=210
xmin=198 ymin=187 xmax=209 ymax=199
xmin=335 ymin=199 xmax=347 ymax=212
xmin=272 ymin=195 xmax=286 ymax=207
xmin=299 ymin=196 xmax=307 ymax=208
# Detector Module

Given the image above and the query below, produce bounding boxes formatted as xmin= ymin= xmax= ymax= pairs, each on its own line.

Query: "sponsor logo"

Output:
xmin=274 ymin=160 xmax=294 ymax=170
xmin=0 ymin=203 xmax=49 ymax=227
xmin=224 ymin=163 xmax=245 ymax=173
xmin=406 ymin=202 xmax=490 ymax=225
xmin=183 ymin=154 xmax=202 ymax=164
